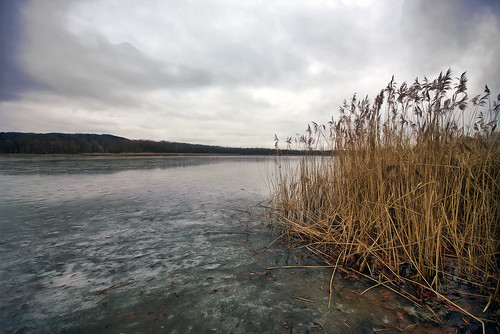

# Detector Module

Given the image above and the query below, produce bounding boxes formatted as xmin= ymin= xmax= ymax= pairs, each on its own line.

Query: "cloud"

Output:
xmin=1 ymin=0 xmax=499 ymax=148
xmin=18 ymin=1 xmax=216 ymax=107
xmin=400 ymin=0 xmax=500 ymax=82
xmin=0 ymin=0 xmax=43 ymax=100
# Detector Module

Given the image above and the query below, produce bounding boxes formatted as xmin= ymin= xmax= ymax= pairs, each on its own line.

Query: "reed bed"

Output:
xmin=268 ymin=70 xmax=499 ymax=310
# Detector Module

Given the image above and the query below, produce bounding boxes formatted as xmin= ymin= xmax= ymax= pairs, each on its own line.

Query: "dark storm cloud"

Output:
xmin=0 ymin=0 xmax=42 ymax=101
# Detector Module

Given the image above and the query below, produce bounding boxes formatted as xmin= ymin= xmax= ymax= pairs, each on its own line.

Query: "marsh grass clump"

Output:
xmin=268 ymin=70 xmax=499 ymax=310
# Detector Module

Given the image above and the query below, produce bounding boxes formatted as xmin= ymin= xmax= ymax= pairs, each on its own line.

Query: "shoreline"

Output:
xmin=0 ymin=152 xmax=266 ymax=157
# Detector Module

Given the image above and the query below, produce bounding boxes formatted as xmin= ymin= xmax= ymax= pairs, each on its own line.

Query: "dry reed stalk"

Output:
xmin=267 ymin=70 xmax=499 ymax=328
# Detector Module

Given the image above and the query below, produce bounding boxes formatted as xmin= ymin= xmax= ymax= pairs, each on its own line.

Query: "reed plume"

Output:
xmin=268 ymin=70 xmax=499 ymax=306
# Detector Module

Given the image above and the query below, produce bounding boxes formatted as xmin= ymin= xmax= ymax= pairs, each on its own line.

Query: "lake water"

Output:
xmin=0 ymin=156 xmax=487 ymax=333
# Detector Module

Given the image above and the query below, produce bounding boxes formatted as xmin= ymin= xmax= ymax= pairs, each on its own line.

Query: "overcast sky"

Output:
xmin=1 ymin=0 xmax=499 ymax=148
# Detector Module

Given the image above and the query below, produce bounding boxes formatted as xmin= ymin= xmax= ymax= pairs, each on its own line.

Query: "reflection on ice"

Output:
xmin=0 ymin=155 xmax=241 ymax=175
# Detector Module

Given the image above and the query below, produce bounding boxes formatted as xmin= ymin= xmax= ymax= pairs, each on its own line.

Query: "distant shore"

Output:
xmin=0 ymin=152 xmax=260 ymax=157
xmin=0 ymin=132 xmax=304 ymax=155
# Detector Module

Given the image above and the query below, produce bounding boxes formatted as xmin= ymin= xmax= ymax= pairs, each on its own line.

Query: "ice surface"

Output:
xmin=0 ymin=156 xmax=471 ymax=333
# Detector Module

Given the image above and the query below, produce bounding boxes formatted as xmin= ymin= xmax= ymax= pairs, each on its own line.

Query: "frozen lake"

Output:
xmin=0 ymin=156 xmax=483 ymax=333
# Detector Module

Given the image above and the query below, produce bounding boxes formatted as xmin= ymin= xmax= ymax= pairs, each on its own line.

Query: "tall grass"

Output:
xmin=268 ymin=70 xmax=499 ymax=302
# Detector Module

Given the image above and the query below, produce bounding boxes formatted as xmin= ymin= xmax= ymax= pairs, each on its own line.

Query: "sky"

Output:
xmin=1 ymin=0 xmax=499 ymax=148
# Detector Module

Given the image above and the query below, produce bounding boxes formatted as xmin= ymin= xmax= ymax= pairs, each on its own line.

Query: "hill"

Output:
xmin=0 ymin=132 xmax=290 ymax=155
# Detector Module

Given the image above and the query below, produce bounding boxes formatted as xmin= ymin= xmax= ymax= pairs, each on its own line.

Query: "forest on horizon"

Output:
xmin=0 ymin=132 xmax=295 ymax=155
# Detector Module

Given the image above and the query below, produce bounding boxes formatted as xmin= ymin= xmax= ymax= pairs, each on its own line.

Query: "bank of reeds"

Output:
xmin=268 ymin=70 xmax=499 ymax=310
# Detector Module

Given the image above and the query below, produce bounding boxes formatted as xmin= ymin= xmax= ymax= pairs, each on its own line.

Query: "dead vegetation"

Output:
xmin=267 ymin=70 xmax=499 ymax=330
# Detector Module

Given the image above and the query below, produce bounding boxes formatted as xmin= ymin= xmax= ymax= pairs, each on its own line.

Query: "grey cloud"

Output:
xmin=18 ymin=1 xmax=217 ymax=107
xmin=0 ymin=0 xmax=44 ymax=101
xmin=16 ymin=0 xmax=311 ymax=109
xmin=400 ymin=0 xmax=500 ymax=85
xmin=2 ymin=0 xmax=499 ymax=148
xmin=172 ymin=3 xmax=308 ymax=87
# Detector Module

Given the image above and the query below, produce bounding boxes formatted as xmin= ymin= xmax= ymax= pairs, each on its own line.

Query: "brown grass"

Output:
xmin=267 ymin=70 xmax=499 ymax=316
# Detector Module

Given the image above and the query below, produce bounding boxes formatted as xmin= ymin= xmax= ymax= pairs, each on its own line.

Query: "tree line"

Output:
xmin=0 ymin=132 xmax=301 ymax=155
